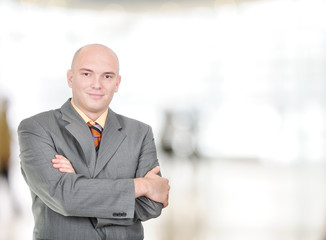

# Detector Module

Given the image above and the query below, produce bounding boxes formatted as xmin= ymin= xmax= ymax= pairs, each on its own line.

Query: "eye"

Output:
xmin=104 ymin=74 xmax=113 ymax=79
xmin=83 ymin=72 xmax=90 ymax=77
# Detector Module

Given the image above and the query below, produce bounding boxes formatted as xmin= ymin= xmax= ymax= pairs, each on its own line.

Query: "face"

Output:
xmin=67 ymin=45 xmax=121 ymax=120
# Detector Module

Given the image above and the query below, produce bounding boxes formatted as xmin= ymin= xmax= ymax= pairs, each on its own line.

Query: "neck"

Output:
xmin=86 ymin=112 xmax=103 ymax=122
xmin=70 ymin=98 xmax=108 ymax=124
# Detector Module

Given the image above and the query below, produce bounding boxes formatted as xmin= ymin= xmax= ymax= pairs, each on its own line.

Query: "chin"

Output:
xmin=88 ymin=103 xmax=109 ymax=112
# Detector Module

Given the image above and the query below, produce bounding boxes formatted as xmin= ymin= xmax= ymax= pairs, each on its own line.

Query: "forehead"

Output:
xmin=73 ymin=46 xmax=119 ymax=73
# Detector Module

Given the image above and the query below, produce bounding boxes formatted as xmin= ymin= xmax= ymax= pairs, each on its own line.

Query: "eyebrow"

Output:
xmin=103 ymin=72 xmax=116 ymax=76
xmin=79 ymin=68 xmax=93 ymax=72
xmin=79 ymin=68 xmax=116 ymax=75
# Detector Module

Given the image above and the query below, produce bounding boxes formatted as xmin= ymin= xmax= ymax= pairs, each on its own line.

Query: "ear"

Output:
xmin=67 ymin=70 xmax=73 ymax=88
xmin=115 ymin=75 xmax=122 ymax=93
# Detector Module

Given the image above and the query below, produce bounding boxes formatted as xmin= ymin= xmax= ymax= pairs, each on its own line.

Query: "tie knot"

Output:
xmin=87 ymin=122 xmax=103 ymax=151
xmin=87 ymin=121 xmax=103 ymax=132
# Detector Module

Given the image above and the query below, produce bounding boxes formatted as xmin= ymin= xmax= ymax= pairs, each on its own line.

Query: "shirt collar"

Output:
xmin=70 ymin=98 xmax=108 ymax=128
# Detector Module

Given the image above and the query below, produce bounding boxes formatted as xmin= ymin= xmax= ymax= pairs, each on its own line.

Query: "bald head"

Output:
xmin=71 ymin=44 xmax=120 ymax=74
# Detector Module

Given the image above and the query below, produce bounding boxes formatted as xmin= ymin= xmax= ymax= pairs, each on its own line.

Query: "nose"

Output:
xmin=91 ymin=75 xmax=101 ymax=89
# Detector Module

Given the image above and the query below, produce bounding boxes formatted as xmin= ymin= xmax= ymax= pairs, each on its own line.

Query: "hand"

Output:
xmin=145 ymin=166 xmax=170 ymax=208
xmin=134 ymin=166 xmax=170 ymax=208
xmin=52 ymin=155 xmax=76 ymax=174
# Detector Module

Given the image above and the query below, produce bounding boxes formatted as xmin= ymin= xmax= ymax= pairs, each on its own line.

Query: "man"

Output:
xmin=18 ymin=44 xmax=170 ymax=240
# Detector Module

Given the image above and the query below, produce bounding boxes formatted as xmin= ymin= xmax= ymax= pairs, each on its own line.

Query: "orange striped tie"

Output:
xmin=87 ymin=122 xmax=103 ymax=152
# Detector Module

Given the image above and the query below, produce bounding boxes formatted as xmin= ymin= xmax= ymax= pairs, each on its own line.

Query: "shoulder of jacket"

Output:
xmin=19 ymin=109 xmax=59 ymax=128
xmin=111 ymin=110 xmax=151 ymax=131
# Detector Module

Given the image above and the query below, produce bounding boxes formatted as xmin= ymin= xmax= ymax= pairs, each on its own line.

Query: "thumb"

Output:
xmin=150 ymin=166 xmax=160 ymax=175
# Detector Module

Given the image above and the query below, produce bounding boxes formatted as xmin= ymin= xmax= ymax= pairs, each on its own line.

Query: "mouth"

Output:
xmin=87 ymin=92 xmax=105 ymax=99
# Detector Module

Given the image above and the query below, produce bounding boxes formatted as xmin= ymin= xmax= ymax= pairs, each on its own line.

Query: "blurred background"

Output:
xmin=1 ymin=0 xmax=326 ymax=239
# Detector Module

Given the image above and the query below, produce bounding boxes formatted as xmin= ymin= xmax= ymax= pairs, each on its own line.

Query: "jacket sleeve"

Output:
xmin=18 ymin=117 xmax=136 ymax=220
xmin=95 ymin=125 xmax=163 ymax=228
xmin=134 ymin=125 xmax=163 ymax=220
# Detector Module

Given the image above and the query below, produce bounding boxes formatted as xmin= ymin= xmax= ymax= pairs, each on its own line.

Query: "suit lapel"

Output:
xmin=94 ymin=109 xmax=126 ymax=177
xmin=60 ymin=100 xmax=96 ymax=177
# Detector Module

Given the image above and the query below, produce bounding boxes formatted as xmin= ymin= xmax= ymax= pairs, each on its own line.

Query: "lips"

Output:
xmin=87 ymin=92 xmax=105 ymax=99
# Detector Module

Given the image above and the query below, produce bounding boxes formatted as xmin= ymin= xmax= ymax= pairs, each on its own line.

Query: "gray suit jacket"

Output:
xmin=18 ymin=99 xmax=162 ymax=240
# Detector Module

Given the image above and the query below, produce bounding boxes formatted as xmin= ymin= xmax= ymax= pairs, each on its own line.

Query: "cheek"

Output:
xmin=103 ymin=82 xmax=118 ymax=93
xmin=73 ymin=79 xmax=89 ymax=90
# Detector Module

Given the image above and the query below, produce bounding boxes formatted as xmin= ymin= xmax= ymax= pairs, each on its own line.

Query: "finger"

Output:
xmin=163 ymin=192 xmax=170 ymax=208
xmin=55 ymin=155 xmax=66 ymax=159
xmin=60 ymin=167 xmax=74 ymax=173
xmin=52 ymin=159 xmax=63 ymax=164
xmin=150 ymin=166 xmax=160 ymax=175
xmin=52 ymin=162 xmax=72 ymax=168
xmin=52 ymin=158 xmax=71 ymax=165
xmin=52 ymin=163 xmax=60 ymax=168
xmin=52 ymin=160 xmax=75 ymax=174
xmin=52 ymin=163 xmax=67 ymax=169
xmin=52 ymin=158 xmax=63 ymax=164
xmin=52 ymin=159 xmax=69 ymax=165
xmin=59 ymin=167 xmax=75 ymax=173
xmin=163 ymin=201 xmax=168 ymax=208
xmin=53 ymin=163 xmax=75 ymax=172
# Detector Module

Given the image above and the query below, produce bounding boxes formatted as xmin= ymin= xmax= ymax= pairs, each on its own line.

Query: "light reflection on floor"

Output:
xmin=1 ymin=156 xmax=326 ymax=240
